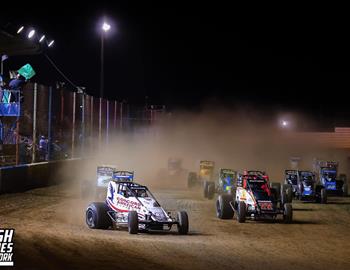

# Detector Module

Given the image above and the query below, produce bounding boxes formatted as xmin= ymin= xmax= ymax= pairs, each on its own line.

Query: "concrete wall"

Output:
xmin=0 ymin=159 xmax=84 ymax=194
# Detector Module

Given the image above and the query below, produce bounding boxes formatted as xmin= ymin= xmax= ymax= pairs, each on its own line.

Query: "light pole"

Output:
xmin=100 ymin=21 xmax=111 ymax=99
xmin=99 ymin=21 xmax=111 ymax=145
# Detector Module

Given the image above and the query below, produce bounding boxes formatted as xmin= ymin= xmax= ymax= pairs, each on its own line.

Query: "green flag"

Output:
xmin=18 ymin=63 xmax=36 ymax=80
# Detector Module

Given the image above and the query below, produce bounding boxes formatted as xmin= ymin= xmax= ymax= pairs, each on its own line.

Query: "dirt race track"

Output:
xmin=1 ymin=184 xmax=350 ymax=270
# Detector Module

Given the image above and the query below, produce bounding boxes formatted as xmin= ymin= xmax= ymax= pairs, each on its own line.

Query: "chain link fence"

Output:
xmin=0 ymin=82 xmax=166 ymax=166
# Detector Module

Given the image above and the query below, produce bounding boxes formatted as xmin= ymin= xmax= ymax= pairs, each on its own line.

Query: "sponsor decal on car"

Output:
xmin=116 ymin=197 xmax=141 ymax=210
xmin=258 ymin=201 xmax=273 ymax=210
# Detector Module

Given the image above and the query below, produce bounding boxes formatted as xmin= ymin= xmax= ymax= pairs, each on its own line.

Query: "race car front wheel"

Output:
xmin=216 ymin=194 xmax=234 ymax=219
xmin=128 ymin=211 xmax=139 ymax=234
xmin=343 ymin=183 xmax=348 ymax=197
xmin=177 ymin=211 xmax=189 ymax=235
xmin=237 ymin=201 xmax=246 ymax=223
xmin=86 ymin=202 xmax=111 ymax=229
xmin=207 ymin=182 xmax=215 ymax=200
xmin=320 ymin=188 xmax=327 ymax=204
xmin=283 ymin=203 xmax=293 ymax=224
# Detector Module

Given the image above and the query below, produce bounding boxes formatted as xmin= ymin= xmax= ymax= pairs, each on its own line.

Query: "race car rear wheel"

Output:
xmin=343 ymin=183 xmax=348 ymax=197
xmin=283 ymin=203 xmax=293 ymax=224
xmin=128 ymin=211 xmax=139 ymax=234
xmin=237 ymin=201 xmax=246 ymax=223
xmin=177 ymin=211 xmax=189 ymax=235
xmin=188 ymin=172 xmax=197 ymax=189
xmin=216 ymin=194 xmax=234 ymax=219
xmin=207 ymin=182 xmax=215 ymax=200
xmin=203 ymin=181 xmax=209 ymax=198
xmin=320 ymin=188 xmax=327 ymax=204
xmin=280 ymin=190 xmax=287 ymax=208
xmin=283 ymin=184 xmax=293 ymax=203
xmin=270 ymin=182 xmax=281 ymax=200
xmin=86 ymin=202 xmax=111 ymax=229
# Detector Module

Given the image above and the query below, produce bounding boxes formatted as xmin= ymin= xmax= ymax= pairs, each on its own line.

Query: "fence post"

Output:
xmin=120 ymin=102 xmax=123 ymax=130
xmin=81 ymin=93 xmax=85 ymax=155
xmin=31 ymin=83 xmax=37 ymax=163
xmin=106 ymin=100 xmax=109 ymax=144
xmin=71 ymin=92 xmax=76 ymax=158
xmin=47 ymin=86 xmax=52 ymax=161
xmin=60 ymin=88 xmax=64 ymax=139
xmin=114 ymin=100 xmax=117 ymax=130
xmin=99 ymin=98 xmax=102 ymax=145
xmin=15 ymin=119 xmax=19 ymax=165
xmin=90 ymin=96 xmax=94 ymax=150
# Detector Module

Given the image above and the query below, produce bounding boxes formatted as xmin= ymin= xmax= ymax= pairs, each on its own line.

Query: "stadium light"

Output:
xmin=48 ymin=40 xmax=55 ymax=47
xmin=39 ymin=35 xmax=46 ymax=42
xmin=102 ymin=22 xmax=111 ymax=32
xmin=17 ymin=26 xmax=24 ymax=34
xmin=282 ymin=120 xmax=288 ymax=127
xmin=28 ymin=29 xmax=35 ymax=39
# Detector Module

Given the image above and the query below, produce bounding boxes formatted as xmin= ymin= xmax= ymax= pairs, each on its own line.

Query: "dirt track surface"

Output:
xmin=1 ymin=185 xmax=350 ymax=270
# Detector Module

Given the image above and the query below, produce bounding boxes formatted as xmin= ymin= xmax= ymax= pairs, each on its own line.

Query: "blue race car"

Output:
xmin=204 ymin=168 xmax=237 ymax=199
xmin=315 ymin=161 xmax=348 ymax=196
xmin=294 ymin=170 xmax=327 ymax=203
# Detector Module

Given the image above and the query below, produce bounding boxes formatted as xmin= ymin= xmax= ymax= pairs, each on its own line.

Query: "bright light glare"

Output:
xmin=48 ymin=40 xmax=55 ymax=47
xmin=102 ymin=22 xmax=111 ymax=32
xmin=282 ymin=120 xmax=288 ymax=127
xmin=28 ymin=29 xmax=35 ymax=39
xmin=39 ymin=35 xmax=45 ymax=42
xmin=17 ymin=26 xmax=24 ymax=34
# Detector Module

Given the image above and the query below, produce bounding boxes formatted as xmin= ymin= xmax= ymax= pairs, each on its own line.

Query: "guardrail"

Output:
xmin=0 ymin=158 xmax=84 ymax=194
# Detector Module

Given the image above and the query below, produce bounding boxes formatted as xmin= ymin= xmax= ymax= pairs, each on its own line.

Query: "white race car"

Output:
xmin=216 ymin=172 xmax=293 ymax=223
xmin=85 ymin=180 xmax=189 ymax=234
xmin=81 ymin=165 xmax=134 ymax=200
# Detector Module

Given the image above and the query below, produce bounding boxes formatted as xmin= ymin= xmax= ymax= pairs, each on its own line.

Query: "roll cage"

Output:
xmin=298 ymin=171 xmax=316 ymax=184
xmin=285 ymin=170 xmax=298 ymax=185
xmin=111 ymin=181 xmax=161 ymax=207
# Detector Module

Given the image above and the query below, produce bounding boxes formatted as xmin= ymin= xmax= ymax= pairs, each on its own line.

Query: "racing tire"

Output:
xmin=283 ymin=184 xmax=293 ymax=203
xmin=216 ymin=194 xmax=234 ymax=219
xmin=86 ymin=202 xmax=111 ymax=229
xmin=283 ymin=203 xmax=293 ymax=224
xmin=128 ymin=211 xmax=139 ymax=234
xmin=280 ymin=190 xmax=288 ymax=207
xmin=320 ymin=188 xmax=327 ymax=204
xmin=339 ymin=174 xmax=347 ymax=183
xmin=207 ymin=182 xmax=215 ymax=200
xmin=188 ymin=172 xmax=197 ymax=189
xmin=270 ymin=183 xmax=281 ymax=200
xmin=177 ymin=211 xmax=189 ymax=235
xmin=237 ymin=201 xmax=246 ymax=223
xmin=343 ymin=183 xmax=348 ymax=197
xmin=203 ymin=181 xmax=209 ymax=198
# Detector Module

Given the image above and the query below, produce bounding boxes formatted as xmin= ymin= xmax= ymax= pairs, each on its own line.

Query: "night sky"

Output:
xmin=1 ymin=2 xmax=349 ymax=125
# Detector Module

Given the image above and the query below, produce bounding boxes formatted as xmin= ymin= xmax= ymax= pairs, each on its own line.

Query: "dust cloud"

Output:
xmin=68 ymin=107 xmax=350 ymax=189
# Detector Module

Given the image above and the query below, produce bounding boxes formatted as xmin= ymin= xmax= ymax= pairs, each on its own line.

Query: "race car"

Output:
xmin=156 ymin=157 xmax=189 ymax=189
xmin=216 ymin=172 xmax=293 ymax=223
xmin=85 ymin=179 xmax=189 ymax=234
xmin=285 ymin=170 xmax=327 ymax=203
xmin=314 ymin=160 xmax=347 ymax=196
xmin=188 ymin=160 xmax=215 ymax=188
xmin=81 ymin=165 xmax=134 ymax=200
xmin=203 ymin=168 xmax=237 ymax=200
xmin=236 ymin=170 xmax=269 ymax=187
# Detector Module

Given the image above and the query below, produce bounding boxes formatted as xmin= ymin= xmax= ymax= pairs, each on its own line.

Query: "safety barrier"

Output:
xmin=0 ymin=158 xmax=84 ymax=194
